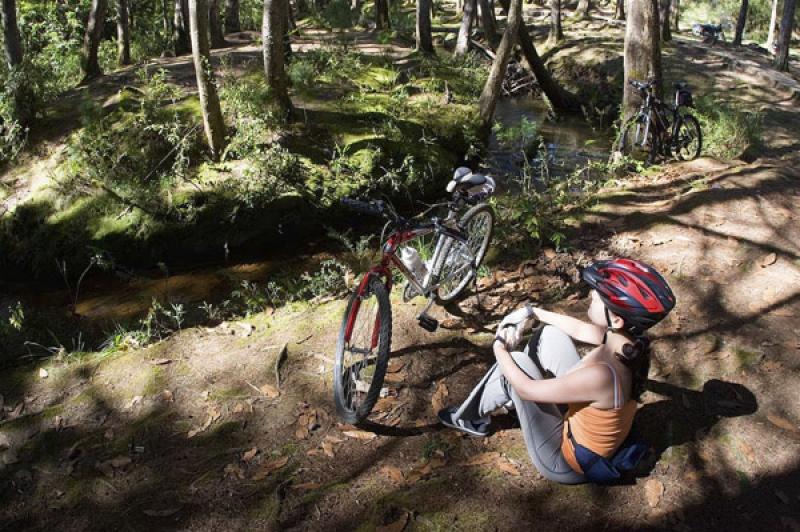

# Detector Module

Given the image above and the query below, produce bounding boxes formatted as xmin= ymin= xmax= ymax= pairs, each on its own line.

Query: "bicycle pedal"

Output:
xmin=418 ymin=315 xmax=439 ymax=332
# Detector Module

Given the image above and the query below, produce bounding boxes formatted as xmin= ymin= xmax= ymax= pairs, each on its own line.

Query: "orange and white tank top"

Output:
xmin=561 ymin=363 xmax=638 ymax=474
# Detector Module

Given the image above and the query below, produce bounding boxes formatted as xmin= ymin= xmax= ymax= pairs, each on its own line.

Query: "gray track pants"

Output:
xmin=453 ymin=325 xmax=586 ymax=484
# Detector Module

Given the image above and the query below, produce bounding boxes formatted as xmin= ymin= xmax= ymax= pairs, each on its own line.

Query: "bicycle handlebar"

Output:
xmin=341 ymin=198 xmax=387 ymax=217
xmin=629 ymin=79 xmax=655 ymax=92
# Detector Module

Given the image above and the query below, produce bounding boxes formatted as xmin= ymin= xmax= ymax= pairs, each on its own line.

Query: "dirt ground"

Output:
xmin=2 ymin=5 xmax=800 ymax=532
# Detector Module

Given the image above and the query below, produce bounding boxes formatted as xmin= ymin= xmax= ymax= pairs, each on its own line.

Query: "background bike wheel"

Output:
xmin=674 ymin=114 xmax=702 ymax=161
xmin=620 ymin=119 xmax=658 ymax=165
xmin=333 ymin=276 xmax=392 ymax=424
xmin=434 ymin=203 xmax=495 ymax=303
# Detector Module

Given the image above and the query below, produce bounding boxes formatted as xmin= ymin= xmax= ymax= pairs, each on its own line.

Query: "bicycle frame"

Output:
xmin=635 ymin=87 xmax=684 ymax=152
xmin=344 ymin=214 xmax=471 ymax=345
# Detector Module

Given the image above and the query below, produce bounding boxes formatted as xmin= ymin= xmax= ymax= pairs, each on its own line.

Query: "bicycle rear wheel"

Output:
xmin=434 ymin=203 xmax=495 ymax=304
xmin=333 ymin=276 xmax=392 ymax=424
xmin=673 ymin=114 xmax=702 ymax=161
xmin=620 ymin=117 xmax=659 ymax=166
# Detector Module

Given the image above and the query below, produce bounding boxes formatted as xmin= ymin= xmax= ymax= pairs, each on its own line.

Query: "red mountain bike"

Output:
xmin=333 ymin=169 xmax=496 ymax=423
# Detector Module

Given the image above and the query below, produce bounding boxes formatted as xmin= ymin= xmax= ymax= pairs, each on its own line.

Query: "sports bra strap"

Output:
xmin=599 ymin=363 xmax=622 ymax=409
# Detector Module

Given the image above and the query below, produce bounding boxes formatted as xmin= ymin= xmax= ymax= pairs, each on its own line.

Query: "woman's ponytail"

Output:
xmin=616 ymin=332 xmax=651 ymax=401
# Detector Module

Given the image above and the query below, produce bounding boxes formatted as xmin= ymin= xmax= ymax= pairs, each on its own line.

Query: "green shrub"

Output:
xmin=693 ymin=95 xmax=763 ymax=159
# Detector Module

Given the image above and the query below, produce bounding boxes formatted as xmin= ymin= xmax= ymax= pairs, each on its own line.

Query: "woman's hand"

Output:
xmin=497 ymin=303 xmax=536 ymax=344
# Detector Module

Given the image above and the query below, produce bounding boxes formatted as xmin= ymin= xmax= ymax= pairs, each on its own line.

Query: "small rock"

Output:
xmin=2 ymin=449 xmax=20 ymax=465
xmin=39 ymin=368 xmax=49 ymax=379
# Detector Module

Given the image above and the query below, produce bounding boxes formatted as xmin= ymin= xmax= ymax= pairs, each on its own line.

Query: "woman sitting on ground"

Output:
xmin=439 ymin=258 xmax=676 ymax=484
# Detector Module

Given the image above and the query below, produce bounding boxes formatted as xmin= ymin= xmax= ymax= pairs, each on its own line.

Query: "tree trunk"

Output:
xmin=766 ymin=0 xmax=778 ymax=52
xmin=209 ymin=0 xmax=225 ymax=48
xmin=659 ymin=0 xmax=671 ymax=42
xmin=479 ymin=0 xmax=499 ymax=48
xmin=774 ymin=0 xmax=797 ymax=71
xmin=613 ymin=0 xmax=624 ymax=21
xmin=225 ymin=0 xmax=240 ymax=32
xmin=82 ymin=0 xmax=107 ymax=80
xmin=174 ymin=0 xmax=190 ymax=55
xmin=375 ymin=0 xmax=390 ymax=29
xmin=1 ymin=0 xmax=32 ymax=125
xmin=622 ymin=0 xmax=661 ymax=121
xmin=416 ymin=0 xmax=433 ymax=53
xmin=498 ymin=0 xmax=576 ymax=111
xmin=733 ymin=0 xmax=747 ymax=45
xmin=672 ymin=0 xmax=678 ymax=31
xmin=263 ymin=0 xmax=293 ymax=115
xmin=188 ymin=0 xmax=226 ymax=159
xmin=547 ymin=0 xmax=563 ymax=44
xmin=575 ymin=0 xmax=590 ymax=19
xmin=162 ymin=0 xmax=174 ymax=53
xmin=117 ymin=0 xmax=132 ymax=65
xmin=479 ymin=0 xmax=522 ymax=127
xmin=455 ymin=0 xmax=477 ymax=55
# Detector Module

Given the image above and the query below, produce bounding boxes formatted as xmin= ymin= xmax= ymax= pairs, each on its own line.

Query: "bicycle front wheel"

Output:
xmin=434 ymin=203 xmax=495 ymax=304
xmin=673 ymin=114 xmax=702 ymax=161
xmin=333 ymin=276 xmax=392 ymax=424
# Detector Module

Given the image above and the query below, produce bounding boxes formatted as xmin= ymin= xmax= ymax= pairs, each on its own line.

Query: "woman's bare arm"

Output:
xmin=531 ymin=307 xmax=605 ymax=345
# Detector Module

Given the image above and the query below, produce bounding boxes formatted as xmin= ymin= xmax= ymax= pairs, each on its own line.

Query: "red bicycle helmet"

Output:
xmin=582 ymin=258 xmax=675 ymax=331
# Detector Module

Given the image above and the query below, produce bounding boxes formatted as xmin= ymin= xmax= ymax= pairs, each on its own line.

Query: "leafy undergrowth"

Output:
xmin=0 ymin=37 xmax=484 ymax=283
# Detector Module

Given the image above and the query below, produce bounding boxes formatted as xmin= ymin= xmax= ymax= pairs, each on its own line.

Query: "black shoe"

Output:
xmin=437 ymin=407 xmax=491 ymax=437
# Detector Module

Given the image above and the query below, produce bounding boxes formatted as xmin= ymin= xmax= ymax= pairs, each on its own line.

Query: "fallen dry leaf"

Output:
xmin=324 ymin=434 xmax=344 ymax=444
xmin=431 ymin=381 xmax=449 ymax=414
xmin=233 ymin=402 xmax=246 ymax=414
xmin=645 ymin=479 xmax=664 ymax=508
xmin=260 ymin=384 xmax=280 ymax=398
xmin=380 ymin=465 xmax=405 ymax=483
xmin=110 ymin=456 xmax=132 ymax=469
xmin=148 ymin=358 xmax=172 ymax=366
xmin=377 ymin=511 xmax=410 ymax=532
xmin=291 ymin=482 xmax=321 ymax=491
xmin=767 ymin=413 xmax=799 ymax=433
xmin=374 ymin=396 xmax=398 ymax=413
xmin=464 ymin=452 xmax=501 ymax=466
xmin=387 ymin=359 xmax=405 ymax=373
xmin=342 ymin=429 xmax=376 ymax=441
xmin=322 ymin=440 xmax=336 ymax=458
xmin=224 ymin=462 xmax=245 ymax=480
xmin=242 ymin=447 xmax=258 ymax=462
xmin=295 ymin=413 xmax=310 ymax=440
xmin=739 ymin=441 xmax=756 ymax=463
xmin=760 ymin=253 xmax=778 ymax=267
xmin=497 ymin=459 xmax=521 ymax=476
xmin=252 ymin=456 xmax=289 ymax=481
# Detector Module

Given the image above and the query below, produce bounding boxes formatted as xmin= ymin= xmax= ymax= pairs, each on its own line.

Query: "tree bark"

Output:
xmin=263 ymin=0 xmax=293 ymax=115
xmin=416 ymin=0 xmax=433 ymax=53
xmin=209 ymin=0 xmax=225 ymax=48
xmin=733 ymin=0 xmax=747 ymax=45
xmin=1 ymin=0 xmax=32 ymax=125
xmin=479 ymin=0 xmax=499 ymax=48
xmin=497 ymin=0 xmax=576 ymax=111
xmin=162 ymin=0 xmax=174 ymax=53
xmin=117 ymin=0 xmax=132 ymax=65
xmin=613 ymin=0 xmax=624 ymax=21
xmin=174 ymin=0 xmax=190 ymax=55
xmin=659 ymin=0 xmax=671 ymax=42
xmin=766 ymin=0 xmax=778 ymax=52
xmin=479 ymin=0 xmax=522 ymax=127
xmin=773 ymin=0 xmax=797 ymax=71
xmin=672 ymin=0 xmax=678 ymax=31
xmin=375 ymin=0 xmax=390 ymax=29
xmin=547 ymin=0 xmax=563 ymax=44
xmin=188 ymin=0 xmax=226 ymax=159
xmin=455 ymin=0 xmax=477 ymax=55
xmin=225 ymin=0 xmax=240 ymax=32
xmin=622 ymin=0 xmax=661 ymax=121
xmin=82 ymin=0 xmax=108 ymax=80
xmin=575 ymin=0 xmax=590 ymax=19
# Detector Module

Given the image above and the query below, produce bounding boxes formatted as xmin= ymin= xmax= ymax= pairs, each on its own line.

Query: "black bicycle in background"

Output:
xmin=619 ymin=79 xmax=702 ymax=166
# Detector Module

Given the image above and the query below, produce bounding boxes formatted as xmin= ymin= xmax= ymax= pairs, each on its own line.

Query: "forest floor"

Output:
xmin=2 ymin=5 xmax=800 ymax=532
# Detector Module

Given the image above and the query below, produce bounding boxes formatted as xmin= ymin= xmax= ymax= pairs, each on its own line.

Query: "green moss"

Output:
xmin=734 ymin=347 xmax=760 ymax=369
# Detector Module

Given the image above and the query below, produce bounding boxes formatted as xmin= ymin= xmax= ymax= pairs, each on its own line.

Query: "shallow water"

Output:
xmin=486 ymin=96 xmax=613 ymax=182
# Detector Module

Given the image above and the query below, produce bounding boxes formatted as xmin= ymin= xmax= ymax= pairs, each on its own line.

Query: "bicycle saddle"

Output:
xmin=673 ymin=82 xmax=688 ymax=89
xmin=447 ymin=167 xmax=488 ymax=192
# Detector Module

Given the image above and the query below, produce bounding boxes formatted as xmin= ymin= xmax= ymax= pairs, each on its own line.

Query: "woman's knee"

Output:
xmin=535 ymin=325 xmax=580 ymax=373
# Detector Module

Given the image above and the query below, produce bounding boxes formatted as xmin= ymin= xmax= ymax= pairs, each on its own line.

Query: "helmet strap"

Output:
xmin=602 ymin=307 xmax=613 ymax=345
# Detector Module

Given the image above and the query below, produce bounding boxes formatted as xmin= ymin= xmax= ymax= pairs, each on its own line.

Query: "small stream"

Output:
xmin=2 ymin=96 xmax=613 ymax=338
xmin=486 ymin=96 xmax=613 ymax=182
